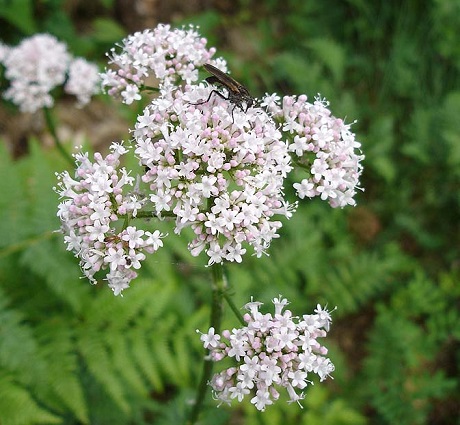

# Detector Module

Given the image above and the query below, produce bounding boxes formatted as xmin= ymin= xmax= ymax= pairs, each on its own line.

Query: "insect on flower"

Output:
xmin=192 ymin=63 xmax=255 ymax=117
xmin=104 ymin=234 xmax=122 ymax=244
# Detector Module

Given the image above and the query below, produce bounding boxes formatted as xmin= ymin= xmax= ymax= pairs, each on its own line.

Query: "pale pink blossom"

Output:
xmin=199 ymin=296 xmax=334 ymax=411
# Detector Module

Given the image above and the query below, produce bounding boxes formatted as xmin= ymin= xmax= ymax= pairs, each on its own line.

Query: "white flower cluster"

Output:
xmin=0 ymin=34 xmax=100 ymax=112
xmin=198 ymin=296 xmax=335 ymax=411
xmin=0 ymin=41 xmax=9 ymax=63
xmin=55 ymin=23 xmax=364 ymax=293
xmin=133 ymin=84 xmax=294 ymax=265
xmin=264 ymin=94 xmax=364 ymax=208
xmin=2 ymin=34 xmax=69 ymax=112
xmin=55 ymin=142 xmax=165 ymax=295
xmin=65 ymin=58 xmax=101 ymax=108
xmin=100 ymin=24 xmax=223 ymax=105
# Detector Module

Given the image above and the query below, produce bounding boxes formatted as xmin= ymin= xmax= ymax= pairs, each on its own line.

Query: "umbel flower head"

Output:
xmin=1 ymin=33 xmax=99 ymax=112
xmin=65 ymin=58 xmax=101 ymax=108
xmin=197 ymin=296 xmax=335 ymax=411
xmin=133 ymin=83 xmax=294 ymax=265
xmin=55 ymin=23 xmax=364 ymax=294
xmin=100 ymin=23 xmax=225 ymax=104
xmin=263 ymin=93 xmax=364 ymax=208
xmin=55 ymin=142 xmax=165 ymax=295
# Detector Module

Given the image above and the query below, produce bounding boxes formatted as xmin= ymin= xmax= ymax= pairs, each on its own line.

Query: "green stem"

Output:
xmin=130 ymin=210 xmax=176 ymax=219
xmin=187 ymin=263 xmax=226 ymax=425
xmin=223 ymin=292 xmax=245 ymax=326
xmin=43 ymin=107 xmax=74 ymax=166
xmin=139 ymin=84 xmax=160 ymax=93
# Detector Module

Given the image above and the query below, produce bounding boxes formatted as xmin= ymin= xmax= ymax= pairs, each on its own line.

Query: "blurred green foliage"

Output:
xmin=0 ymin=0 xmax=124 ymax=57
xmin=1 ymin=0 xmax=459 ymax=424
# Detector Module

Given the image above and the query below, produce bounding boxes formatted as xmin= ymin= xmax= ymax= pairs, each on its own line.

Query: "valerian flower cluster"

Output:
xmin=133 ymin=84 xmax=293 ymax=264
xmin=198 ymin=296 xmax=335 ymax=411
xmin=55 ymin=142 xmax=165 ymax=295
xmin=54 ymin=23 xmax=364 ymax=295
xmin=0 ymin=34 xmax=99 ymax=112
xmin=100 ymin=24 xmax=225 ymax=104
xmin=263 ymin=94 xmax=363 ymax=208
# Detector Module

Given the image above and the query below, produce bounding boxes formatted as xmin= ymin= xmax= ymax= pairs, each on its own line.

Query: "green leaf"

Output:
xmin=0 ymin=373 xmax=61 ymax=425
xmin=0 ymin=0 xmax=37 ymax=34
xmin=77 ymin=328 xmax=130 ymax=414
xmin=305 ymin=38 xmax=346 ymax=83
xmin=366 ymin=114 xmax=396 ymax=182
xmin=91 ymin=18 xmax=126 ymax=44
xmin=0 ymin=141 xmax=32 ymax=248
xmin=0 ymin=291 xmax=37 ymax=379
xmin=35 ymin=322 xmax=89 ymax=424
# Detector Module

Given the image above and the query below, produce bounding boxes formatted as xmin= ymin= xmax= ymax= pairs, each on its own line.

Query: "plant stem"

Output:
xmin=43 ymin=107 xmax=74 ymax=166
xmin=131 ymin=210 xmax=176 ymax=219
xmin=187 ymin=263 xmax=226 ymax=425
xmin=223 ymin=292 xmax=245 ymax=326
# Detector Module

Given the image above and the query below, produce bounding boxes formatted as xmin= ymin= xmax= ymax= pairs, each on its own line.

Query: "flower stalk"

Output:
xmin=187 ymin=263 xmax=226 ymax=425
xmin=44 ymin=107 xmax=74 ymax=166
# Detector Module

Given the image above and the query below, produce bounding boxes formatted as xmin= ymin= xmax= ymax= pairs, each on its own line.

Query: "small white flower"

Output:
xmin=197 ymin=327 xmax=221 ymax=349
xmin=251 ymin=389 xmax=273 ymax=412
xmin=144 ymin=230 xmax=166 ymax=251
xmin=121 ymin=84 xmax=141 ymax=104
xmin=289 ymin=135 xmax=309 ymax=156
xmin=121 ymin=226 xmax=145 ymax=249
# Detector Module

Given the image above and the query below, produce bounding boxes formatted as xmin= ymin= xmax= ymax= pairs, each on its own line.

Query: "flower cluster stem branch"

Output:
xmin=223 ymin=292 xmax=245 ymax=326
xmin=44 ymin=107 xmax=74 ymax=166
xmin=130 ymin=210 xmax=176 ymax=219
xmin=187 ymin=263 xmax=226 ymax=425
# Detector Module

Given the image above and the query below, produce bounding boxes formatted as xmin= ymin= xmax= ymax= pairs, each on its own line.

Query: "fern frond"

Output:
xmin=77 ymin=328 xmax=130 ymax=413
xmin=130 ymin=328 xmax=164 ymax=391
xmin=34 ymin=322 xmax=89 ymax=424
xmin=20 ymin=239 xmax=89 ymax=313
xmin=0 ymin=291 xmax=38 ymax=377
xmin=321 ymin=244 xmax=406 ymax=314
xmin=0 ymin=373 xmax=62 ymax=425
xmin=150 ymin=316 xmax=184 ymax=386
xmin=108 ymin=332 xmax=149 ymax=397
xmin=0 ymin=142 xmax=31 ymax=248
xmin=363 ymin=300 xmax=456 ymax=425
